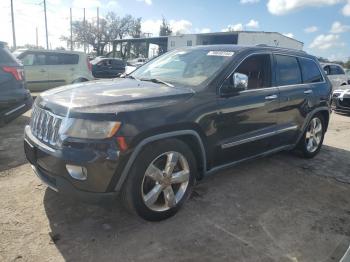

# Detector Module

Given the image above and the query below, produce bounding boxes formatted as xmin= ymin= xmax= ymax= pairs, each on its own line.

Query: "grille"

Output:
xmin=30 ymin=106 xmax=63 ymax=146
xmin=339 ymin=98 xmax=350 ymax=108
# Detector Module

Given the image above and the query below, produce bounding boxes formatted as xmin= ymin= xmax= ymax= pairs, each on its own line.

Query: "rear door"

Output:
xmin=20 ymin=52 xmax=49 ymax=92
xmin=274 ymin=54 xmax=322 ymax=147
xmin=47 ymin=53 xmax=79 ymax=88
xmin=111 ymin=59 xmax=126 ymax=76
xmin=214 ymin=53 xmax=280 ymax=166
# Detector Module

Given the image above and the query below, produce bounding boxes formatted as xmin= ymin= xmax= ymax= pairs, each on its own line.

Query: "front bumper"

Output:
xmin=24 ymin=125 xmax=121 ymax=204
xmin=332 ymin=95 xmax=350 ymax=113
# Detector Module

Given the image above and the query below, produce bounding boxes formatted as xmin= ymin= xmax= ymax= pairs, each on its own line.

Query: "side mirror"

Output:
xmin=233 ymin=73 xmax=248 ymax=90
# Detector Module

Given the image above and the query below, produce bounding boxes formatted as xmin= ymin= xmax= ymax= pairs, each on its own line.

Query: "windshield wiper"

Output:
xmin=120 ymin=74 xmax=139 ymax=80
xmin=140 ymin=78 xmax=174 ymax=87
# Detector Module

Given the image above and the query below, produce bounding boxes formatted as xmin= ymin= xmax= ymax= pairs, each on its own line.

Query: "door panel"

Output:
xmin=213 ymin=53 xmax=279 ymax=166
xmin=214 ymin=88 xmax=279 ymax=166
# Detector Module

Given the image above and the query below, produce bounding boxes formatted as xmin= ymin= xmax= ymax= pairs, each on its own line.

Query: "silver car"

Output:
xmin=321 ymin=63 xmax=349 ymax=89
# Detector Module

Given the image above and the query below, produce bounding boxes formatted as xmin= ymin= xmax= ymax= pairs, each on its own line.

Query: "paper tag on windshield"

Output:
xmin=207 ymin=51 xmax=234 ymax=57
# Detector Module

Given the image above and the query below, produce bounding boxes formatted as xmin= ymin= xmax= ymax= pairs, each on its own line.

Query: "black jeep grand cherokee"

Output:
xmin=24 ymin=45 xmax=332 ymax=221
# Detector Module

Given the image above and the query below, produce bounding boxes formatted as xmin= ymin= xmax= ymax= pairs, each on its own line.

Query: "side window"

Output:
xmin=46 ymin=54 xmax=60 ymax=65
xmin=324 ymin=66 xmax=331 ymax=75
xmin=35 ymin=54 xmax=46 ymax=66
xmin=21 ymin=53 xmax=35 ymax=66
xmin=335 ymin=66 xmax=345 ymax=75
xmin=275 ymin=55 xmax=302 ymax=86
xmin=234 ymin=54 xmax=272 ymax=89
xmin=58 ymin=53 xmax=79 ymax=65
xmin=299 ymin=58 xmax=323 ymax=83
xmin=187 ymin=40 xmax=192 ymax=46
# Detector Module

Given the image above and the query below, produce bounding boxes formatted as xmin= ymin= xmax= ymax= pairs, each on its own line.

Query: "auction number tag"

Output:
xmin=207 ymin=51 xmax=234 ymax=57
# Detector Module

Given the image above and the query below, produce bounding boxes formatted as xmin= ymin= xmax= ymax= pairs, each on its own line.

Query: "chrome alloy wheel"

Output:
xmin=141 ymin=151 xmax=190 ymax=212
xmin=305 ymin=117 xmax=323 ymax=153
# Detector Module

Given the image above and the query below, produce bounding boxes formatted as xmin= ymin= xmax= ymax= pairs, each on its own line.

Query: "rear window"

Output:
xmin=299 ymin=58 xmax=323 ymax=83
xmin=275 ymin=54 xmax=302 ymax=86
xmin=0 ymin=48 xmax=17 ymax=64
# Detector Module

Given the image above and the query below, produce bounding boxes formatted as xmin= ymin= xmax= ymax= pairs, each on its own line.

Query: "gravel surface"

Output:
xmin=0 ymin=111 xmax=350 ymax=262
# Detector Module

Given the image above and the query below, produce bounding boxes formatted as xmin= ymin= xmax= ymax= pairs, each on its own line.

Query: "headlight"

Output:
xmin=59 ymin=118 xmax=121 ymax=139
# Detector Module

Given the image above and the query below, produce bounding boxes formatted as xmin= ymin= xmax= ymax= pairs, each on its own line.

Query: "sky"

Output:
xmin=0 ymin=0 xmax=350 ymax=61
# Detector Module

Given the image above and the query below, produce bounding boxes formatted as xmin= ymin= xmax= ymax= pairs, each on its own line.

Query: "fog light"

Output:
xmin=66 ymin=165 xmax=88 ymax=181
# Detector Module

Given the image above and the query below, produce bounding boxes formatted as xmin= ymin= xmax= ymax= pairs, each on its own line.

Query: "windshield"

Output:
xmin=131 ymin=49 xmax=234 ymax=87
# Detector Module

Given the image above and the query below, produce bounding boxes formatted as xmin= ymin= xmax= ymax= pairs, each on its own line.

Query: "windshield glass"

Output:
xmin=131 ymin=49 xmax=234 ymax=87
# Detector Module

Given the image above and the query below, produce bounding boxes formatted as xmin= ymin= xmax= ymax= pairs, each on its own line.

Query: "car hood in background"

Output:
xmin=36 ymin=78 xmax=195 ymax=116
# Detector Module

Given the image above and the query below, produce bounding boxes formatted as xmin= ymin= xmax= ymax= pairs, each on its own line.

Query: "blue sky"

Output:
xmin=0 ymin=0 xmax=349 ymax=61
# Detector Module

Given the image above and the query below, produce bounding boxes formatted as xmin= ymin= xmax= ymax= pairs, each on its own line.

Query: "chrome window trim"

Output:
xmin=219 ymin=51 xmax=326 ymax=95
xmin=221 ymin=125 xmax=298 ymax=149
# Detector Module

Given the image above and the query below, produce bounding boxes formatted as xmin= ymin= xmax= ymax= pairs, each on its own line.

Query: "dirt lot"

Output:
xmin=0 ymin=112 xmax=350 ymax=262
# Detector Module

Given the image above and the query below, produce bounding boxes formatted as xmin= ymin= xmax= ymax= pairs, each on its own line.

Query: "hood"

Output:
xmin=37 ymin=78 xmax=195 ymax=116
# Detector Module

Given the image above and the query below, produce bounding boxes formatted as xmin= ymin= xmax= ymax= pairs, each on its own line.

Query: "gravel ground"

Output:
xmin=0 ymin=111 xmax=350 ymax=262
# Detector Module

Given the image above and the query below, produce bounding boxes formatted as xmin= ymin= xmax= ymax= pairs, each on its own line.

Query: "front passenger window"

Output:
xmin=234 ymin=54 xmax=272 ymax=89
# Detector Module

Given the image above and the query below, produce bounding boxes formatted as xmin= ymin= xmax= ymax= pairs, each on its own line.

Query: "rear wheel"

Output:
xmin=121 ymin=139 xmax=196 ymax=221
xmin=297 ymin=114 xmax=325 ymax=158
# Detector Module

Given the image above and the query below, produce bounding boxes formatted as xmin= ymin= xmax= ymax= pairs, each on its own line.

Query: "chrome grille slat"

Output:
xmin=30 ymin=106 xmax=63 ymax=146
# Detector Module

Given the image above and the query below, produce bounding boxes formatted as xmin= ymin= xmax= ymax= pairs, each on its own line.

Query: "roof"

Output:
xmin=14 ymin=48 xmax=85 ymax=55
xmin=320 ymin=62 xmax=344 ymax=67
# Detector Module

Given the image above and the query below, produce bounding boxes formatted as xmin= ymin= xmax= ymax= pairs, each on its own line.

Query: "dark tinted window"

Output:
xmin=235 ymin=54 xmax=272 ymax=89
xmin=334 ymin=65 xmax=345 ymax=75
xmin=299 ymin=58 xmax=323 ymax=83
xmin=324 ymin=65 xmax=331 ymax=75
xmin=46 ymin=53 xmax=79 ymax=65
xmin=275 ymin=55 xmax=302 ymax=86
xmin=0 ymin=48 xmax=17 ymax=64
xmin=112 ymin=59 xmax=125 ymax=66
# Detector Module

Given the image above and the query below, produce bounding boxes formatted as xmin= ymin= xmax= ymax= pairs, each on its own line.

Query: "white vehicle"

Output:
xmin=321 ymin=63 xmax=349 ymax=89
xmin=13 ymin=49 xmax=94 ymax=92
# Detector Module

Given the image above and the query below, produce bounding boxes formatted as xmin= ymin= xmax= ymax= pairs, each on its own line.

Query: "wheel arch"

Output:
xmin=295 ymin=107 xmax=330 ymax=145
xmin=114 ymin=130 xmax=207 ymax=192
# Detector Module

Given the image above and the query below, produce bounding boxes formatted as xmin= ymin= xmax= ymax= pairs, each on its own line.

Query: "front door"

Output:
xmin=20 ymin=52 xmax=49 ymax=92
xmin=214 ymin=53 xmax=280 ymax=166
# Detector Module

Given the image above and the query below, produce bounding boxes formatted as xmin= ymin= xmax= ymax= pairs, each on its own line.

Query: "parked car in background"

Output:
xmin=332 ymin=85 xmax=350 ymax=113
xmin=91 ymin=58 xmax=126 ymax=78
xmin=0 ymin=42 xmax=32 ymax=126
xmin=13 ymin=49 xmax=94 ymax=92
xmin=24 ymin=45 xmax=331 ymax=221
xmin=321 ymin=63 xmax=349 ymax=89
xmin=346 ymin=69 xmax=350 ymax=78
xmin=125 ymin=57 xmax=149 ymax=74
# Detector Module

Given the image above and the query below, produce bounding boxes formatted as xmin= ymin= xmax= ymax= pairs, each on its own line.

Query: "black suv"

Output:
xmin=24 ymin=45 xmax=332 ymax=221
xmin=0 ymin=42 xmax=33 ymax=126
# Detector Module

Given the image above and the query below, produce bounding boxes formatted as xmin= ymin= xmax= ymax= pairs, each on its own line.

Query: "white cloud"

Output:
xmin=343 ymin=0 xmax=350 ymax=15
xmin=304 ymin=26 xmax=318 ymax=33
xmin=330 ymin=21 xmax=350 ymax=33
xmin=267 ymin=0 xmax=344 ymax=15
xmin=199 ymin=28 xmax=211 ymax=33
xmin=141 ymin=19 xmax=193 ymax=36
xmin=246 ymin=19 xmax=259 ymax=29
xmin=240 ymin=0 xmax=260 ymax=4
xmin=72 ymin=0 xmax=101 ymax=8
xmin=137 ymin=0 xmax=152 ymax=5
xmin=309 ymin=34 xmax=345 ymax=50
xmin=222 ymin=23 xmax=244 ymax=32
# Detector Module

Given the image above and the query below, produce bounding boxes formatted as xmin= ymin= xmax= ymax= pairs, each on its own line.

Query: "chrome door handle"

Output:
xmin=265 ymin=94 xmax=278 ymax=100
xmin=304 ymin=90 xmax=313 ymax=94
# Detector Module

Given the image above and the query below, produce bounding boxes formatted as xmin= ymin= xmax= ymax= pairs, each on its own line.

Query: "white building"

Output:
xmin=167 ymin=31 xmax=303 ymax=51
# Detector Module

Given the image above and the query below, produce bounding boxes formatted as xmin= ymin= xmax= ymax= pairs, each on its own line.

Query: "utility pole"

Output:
xmin=70 ymin=7 xmax=73 ymax=50
xmin=36 ymin=27 xmax=38 ymax=47
xmin=83 ymin=8 xmax=86 ymax=53
xmin=43 ymin=0 xmax=49 ymax=49
xmin=10 ymin=0 xmax=16 ymax=49
xmin=97 ymin=7 xmax=100 ymax=55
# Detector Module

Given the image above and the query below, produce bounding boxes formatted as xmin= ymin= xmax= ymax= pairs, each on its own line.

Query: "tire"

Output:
xmin=297 ymin=114 xmax=325 ymax=158
xmin=121 ymin=138 xmax=196 ymax=221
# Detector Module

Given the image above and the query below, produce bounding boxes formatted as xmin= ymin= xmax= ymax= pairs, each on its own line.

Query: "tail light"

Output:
xmin=87 ymin=58 xmax=92 ymax=72
xmin=2 ymin=66 xmax=24 ymax=81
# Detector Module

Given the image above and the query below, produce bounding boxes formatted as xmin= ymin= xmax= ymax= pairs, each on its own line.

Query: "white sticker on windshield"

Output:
xmin=207 ymin=51 xmax=234 ymax=57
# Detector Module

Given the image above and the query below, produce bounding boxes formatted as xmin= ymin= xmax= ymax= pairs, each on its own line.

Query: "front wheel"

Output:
xmin=297 ymin=114 xmax=325 ymax=158
xmin=121 ymin=139 xmax=196 ymax=221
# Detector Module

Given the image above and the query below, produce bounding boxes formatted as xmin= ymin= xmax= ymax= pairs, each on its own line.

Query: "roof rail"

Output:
xmin=255 ymin=44 xmax=306 ymax=53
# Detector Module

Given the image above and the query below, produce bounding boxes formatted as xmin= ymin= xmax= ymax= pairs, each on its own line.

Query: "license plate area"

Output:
xmin=24 ymin=139 xmax=37 ymax=165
